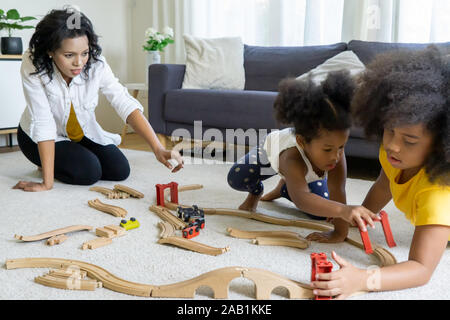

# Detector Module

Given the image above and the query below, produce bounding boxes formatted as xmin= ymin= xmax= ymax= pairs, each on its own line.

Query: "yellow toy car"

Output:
xmin=120 ymin=217 xmax=140 ymax=231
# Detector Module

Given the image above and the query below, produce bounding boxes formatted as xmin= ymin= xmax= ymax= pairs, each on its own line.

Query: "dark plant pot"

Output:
xmin=1 ymin=37 xmax=23 ymax=55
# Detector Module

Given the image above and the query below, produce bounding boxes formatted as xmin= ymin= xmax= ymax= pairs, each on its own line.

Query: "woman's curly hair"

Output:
xmin=28 ymin=8 xmax=102 ymax=81
xmin=274 ymin=70 xmax=355 ymax=142
xmin=352 ymin=45 xmax=449 ymax=185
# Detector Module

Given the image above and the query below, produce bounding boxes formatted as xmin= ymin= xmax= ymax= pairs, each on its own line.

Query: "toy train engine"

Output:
xmin=177 ymin=205 xmax=204 ymax=223
xmin=182 ymin=222 xmax=201 ymax=239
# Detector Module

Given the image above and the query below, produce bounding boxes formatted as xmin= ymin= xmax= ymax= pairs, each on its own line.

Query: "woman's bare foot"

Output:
xmin=260 ymin=178 xmax=285 ymax=201
xmin=238 ymin=193 xmax=261 ymax=212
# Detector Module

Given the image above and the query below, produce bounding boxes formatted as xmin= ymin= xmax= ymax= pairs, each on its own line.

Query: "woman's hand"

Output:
xmin=340 ymin=205 xmax=380 ymax=232
xmin=154 ymin=148 xmax=184 ymax=173
xmin=13 ymin=181 xmax=53 ymax=192
xmin=311 ymin=251 xmax=367 ymax=300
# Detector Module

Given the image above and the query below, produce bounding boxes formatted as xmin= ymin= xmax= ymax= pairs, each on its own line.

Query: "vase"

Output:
xmin=146 ymin=50 xmax=161 ymax=84
xmin=1 ymin=37 xmax=23 ymax=55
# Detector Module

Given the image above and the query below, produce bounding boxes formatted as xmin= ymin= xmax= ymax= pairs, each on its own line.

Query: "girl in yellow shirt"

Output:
xmin=311 ymin=46 xmax=449 ymax=299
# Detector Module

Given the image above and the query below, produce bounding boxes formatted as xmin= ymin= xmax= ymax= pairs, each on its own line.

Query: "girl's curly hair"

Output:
xmin=28 ymin=8 xmax=102 ymax=81
xmin=352 ymin=45 xmax=449 ymax=185
xmin=274 ymin=70 xmax=355 ymax=142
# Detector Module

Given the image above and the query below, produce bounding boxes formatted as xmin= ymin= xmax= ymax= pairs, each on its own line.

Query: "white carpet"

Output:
xmin=0 ymin=149 xmax=449 ymax=300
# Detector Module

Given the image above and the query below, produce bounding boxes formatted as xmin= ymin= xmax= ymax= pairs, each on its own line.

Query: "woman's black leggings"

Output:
xmin=17 ymin=125 xmax=130 ymax=185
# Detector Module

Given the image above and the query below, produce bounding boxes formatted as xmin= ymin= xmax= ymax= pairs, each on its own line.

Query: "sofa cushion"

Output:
xmin=348 ymin=40 xmax=450 ymax=65
xmin=164 ymin=89 xmax=279 ymax=130
xmin=182 ymin=35 xmax=245 ymax=90
xmin=243 ymin=42 xmax=347 ymax=92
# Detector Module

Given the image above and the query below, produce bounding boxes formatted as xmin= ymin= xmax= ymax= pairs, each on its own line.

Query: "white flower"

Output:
xmin=145 ymin=27 xmax=157 ymax=38
xmin=154 ymin=33 xmax=165 ymax=43
xmin=163 ymin=26 xmax=174 ymax=38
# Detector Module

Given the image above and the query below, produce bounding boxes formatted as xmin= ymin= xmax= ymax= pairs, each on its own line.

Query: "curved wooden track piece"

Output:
xmin=6 ymin=258 xmax=154 ymax=297
xmin=158 ymin=236 xmax=230 ymax=256
xmin=88 ymin=199 xmax=127 ymax=218
xmin=152 ymin=266 xmax=313 ymax=299
xmin=14 ymin=225 xmax=93 ymax=242
xmin=114 ymin=184 xmax=144 ymax=198
xmin=252 ymin=237 xmax=309 ymax=249
xmin=149 ymin=205 xmax=186 ymax=230
xmin=90 ymin=186 xmax=130 ymax=199
xmin=35 ymin=274 xmax=101 ymax=291
xmin=168 ymin=185 xmax=397 ymax=267
xmin=227 ymin=227 xmax=307 ymax=240
xmin=158 ymin=221 xmax=175 ymax=239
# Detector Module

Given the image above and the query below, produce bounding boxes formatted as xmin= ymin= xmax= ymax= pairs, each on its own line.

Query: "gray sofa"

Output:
xmin=148 ymin=40 xmax=449 ymax=159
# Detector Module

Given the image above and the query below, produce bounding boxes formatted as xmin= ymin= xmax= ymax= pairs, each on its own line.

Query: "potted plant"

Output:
xmin=143 ymin=26 xmax=174 ymax=84
xmin=0 ymin=9 xmax=37 ymax=55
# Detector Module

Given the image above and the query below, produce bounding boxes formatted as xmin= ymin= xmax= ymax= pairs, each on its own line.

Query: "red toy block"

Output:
xmin=358 ymin=211 xmax=396 ymax=255
xmin=360 ymin=228 xmax=374 ymax=254
xmin=310 ymin=252 xmax=333 ymax=300
xmin=155 ymin=182 xmax=179 ymax=207
xmin=379 ymin=210 xmax=396 ymax=248
xmin=310 ymin=252 xmax=327 ymax=282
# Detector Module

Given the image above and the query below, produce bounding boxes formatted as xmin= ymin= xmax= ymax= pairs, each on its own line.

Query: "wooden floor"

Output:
xmin=1 ymin=133 xmax=379 ymax=181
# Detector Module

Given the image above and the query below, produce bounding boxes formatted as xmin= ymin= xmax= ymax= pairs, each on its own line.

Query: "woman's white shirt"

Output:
xmin=19 ymin=50 xmax=143 ymax=146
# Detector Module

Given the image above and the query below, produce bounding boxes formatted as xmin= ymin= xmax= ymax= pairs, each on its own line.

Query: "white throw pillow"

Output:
xmin=296 ymin=50 xmax=365 ymax=84
xmin=182 ymin=35 xmax=245 ymax=90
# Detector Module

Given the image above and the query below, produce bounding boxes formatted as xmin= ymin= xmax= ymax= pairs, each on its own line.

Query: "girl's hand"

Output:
xmin=311 ymin=251 xmax=367 ymax=300
xmin=340 ymin=205 xmax=380 ymax=232
xmin=13 ymin=181 xmax=53 ymax=192
xmin=155 ymin=148 xmax=184 ymax=173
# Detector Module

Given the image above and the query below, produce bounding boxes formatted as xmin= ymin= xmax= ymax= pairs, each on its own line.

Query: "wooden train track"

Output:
xmin=158 ymin=236 xmax=230 ymax=256
xmin=114 ymin=184 xmax=144 ymax=199
xmin=89 ymin=186 xmax=130 ymax=199
xmin=88 ymin=198 xmax=127 ymax=218
xmin=14 ymin=225 xmax=93 ymax=242
xmin=149 ymin=205 xmax=187 ymax=230
xmin=158 ymin=221 xmax=175 ymax=238
xmin=165 ymin=185 xmax=397 ymax=267
xmin=6 ymin=258 xmax=320 ymax=299
xmin=6 ymin=258 xmax=154 ymax=297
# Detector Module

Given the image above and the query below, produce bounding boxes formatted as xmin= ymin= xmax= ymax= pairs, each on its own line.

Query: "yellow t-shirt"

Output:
xmin=379 ymin=145 xmax=450 ymax=240
xmin=66 ymin=103 xmax=84 ymax=142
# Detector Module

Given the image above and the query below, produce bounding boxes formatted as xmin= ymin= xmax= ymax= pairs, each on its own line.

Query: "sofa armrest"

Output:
xmin=148 ymin=64 xmax=186 ymax=134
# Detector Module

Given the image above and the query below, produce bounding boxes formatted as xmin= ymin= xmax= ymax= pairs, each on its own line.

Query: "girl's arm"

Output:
xmin=362 ymin=168 xmax=392 ymax=213
xmin=311 ymin=224 xmax=450 ymax=299
xmin=307 ymin=151 xmax=349 ymax=242
xmin=279 ymin=148 xmax=378 ymax=230
xmin=126 ymin=109 xmax=183 ymax=172
xmin=13 ymin=140 xmax=55 ymax=191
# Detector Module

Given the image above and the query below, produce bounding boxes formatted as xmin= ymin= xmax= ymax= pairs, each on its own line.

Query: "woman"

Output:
xmin=14 ymin=8 xmax=183 ymax=192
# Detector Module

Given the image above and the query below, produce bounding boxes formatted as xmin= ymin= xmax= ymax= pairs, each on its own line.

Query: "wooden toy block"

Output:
xmin=81 ymin=237 xmax=112 ymax=250
xmin=95 ymin=227 xmax=115 ymax=238
xmin=46 ymin=234 xmax=68 ymax=246
xmin=104 ymin=225 xmax=126 ymax=237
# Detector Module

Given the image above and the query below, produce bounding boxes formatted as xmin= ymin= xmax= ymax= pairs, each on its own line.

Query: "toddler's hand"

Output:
xmin=340 ymin=205 xmax=380 ymax=232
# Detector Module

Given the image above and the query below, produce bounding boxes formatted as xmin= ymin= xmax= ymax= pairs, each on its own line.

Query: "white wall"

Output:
xmin=0 ymin=0 xmax=144 ymax=147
